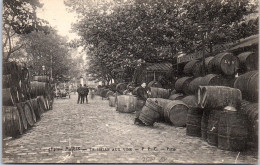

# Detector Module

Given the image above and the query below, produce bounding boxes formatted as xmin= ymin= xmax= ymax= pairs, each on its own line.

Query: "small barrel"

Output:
xmin=3 ymin=106 xmax=23 ymax=137
xmin=168 ymin=93 xmax=184 ymax=100
xmin=116 ymin=83 xmax=127 ymax=95
xmin=150 ymin=87 xmax=170 ymax=99
xmin=182 ymin=96 xmax=203 ymax=137
xmin=108 ymin=96 xmax=116 ymax=107
xmin=30 ymin=82 xmax=48 ymax=98
xmin=174 ymin=77 xmax=193 ymax=94
xmin=207 ymin=109 xmax=222 ymax=146
xmin=139 ymin=98 xmax=162 ymax=126
xmin=201 ymin=110 xmax=210 ymax=140
xmin=234 ymin=71 xmax=258 ymax=102
xmin=218 ymin=106 xmax=248 ymax=151
xmin=237 ymin=52 xmax=258 ymax=72
xmin=148 ymin=81 xmax=162 ymax=88
xmin=210 ymin=52 xmax=239 ymax=76
xmin=33 ymin=76 xmax=50 ymax=82
xmin=3 ymin=88 xmax=18 ymax=106
xmin=183 ymin=60 xmax=201 ymax=76
xmin=198 ymin=86 xmax=242 ymax=109
xmin=16 ymin=102 xmax=28 ymax=130
xmin=116 ymin=95 xmax=137 ymax=113
xmin=164 ymin=100 xmax=189 ymax=127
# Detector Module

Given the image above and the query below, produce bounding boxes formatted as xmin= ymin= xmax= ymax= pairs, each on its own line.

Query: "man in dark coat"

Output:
xmin=134 ymin=82 xmax=151 ymax=125
xmin=77 ymin=84 xmax=83 ymax=104
xmin=83 ymin=84 xmax=89 ymax=104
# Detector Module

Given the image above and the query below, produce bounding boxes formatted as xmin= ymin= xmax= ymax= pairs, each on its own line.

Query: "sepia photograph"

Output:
xmin=1 ymin=0 xmax=259 ymax=164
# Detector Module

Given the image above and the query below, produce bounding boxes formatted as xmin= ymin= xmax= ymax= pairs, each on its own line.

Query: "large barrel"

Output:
xmin=193 ymin=61 xmax=203 ymax=77
xmin=30 ymin=82 xmax=48 ymax=98
xmin=116 ymin=95 xmax=137 ymax=113
xmin=16 ymin=102 xmax=28 ymax=130
xmin=183 ymin=60 xmax=201 ymax=76
xmin=150 ymin=87 xmax=170 ymax=99
xmin=31 ymin=98 xmax=42 ymax=120
xmin=210 ymin=52 xmax=239 ymax=76
xmin=240 ymin=102 xmax=258 ymax=147
xmin=207 ymin=109 xmax=222 ymax=146
xmin=218 ymin=106 xmax=248 ymax=151
xmin=234 ymin=71 xmax=258 ymax=102
xmin=139 ymin=98 xmax=162 ymax=126
xmin=108 ymin=96 xmax=116 ymax=107
xmin=198 ymin=86 xmax=242 ymax=109
xmin=174 ymin=77 xmax=193 ymax=94
xmin=116 ymin=83 xmax=127 ymax=95
xmin=237 ymin=52 xmax=258 ymax=72
xmin=148 ymin=81 xmax=162 ymax=88
xmin=3 ymin=88 xmax=19 ymax=106
xmin=33 ymin=76 xmax=50 ymax=82
xmin=168 ymin=93 xmax=184 ymax=100
xmin=182 ymin=96 xmax=203 ymax=137
xmin=145 ymin=98 xmax=170 ymax=120
xmin=201 ymin=110 xmax=210 ymax=140
xmin=164 ymin=100 xmax=189 ymax=127
xmin=23 ymin=101 xmax=36 ymax=126
xmin=188 ymin=74 xmax=223 ymax=94
xmin=3 ymin=106 xmax=23 ymax=137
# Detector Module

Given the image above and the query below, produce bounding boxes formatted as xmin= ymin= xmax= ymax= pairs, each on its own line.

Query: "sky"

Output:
xmin=36 ymin=0 xmax=79 ymax=41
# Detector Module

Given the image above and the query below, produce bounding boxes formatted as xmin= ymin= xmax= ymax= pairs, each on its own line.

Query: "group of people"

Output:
xmin=77 ymin=84 xmax=89 ymax=104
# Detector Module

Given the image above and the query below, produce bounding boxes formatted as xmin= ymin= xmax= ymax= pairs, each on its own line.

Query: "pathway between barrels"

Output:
xmin=2 ymin=94 xmax=258 ymax=163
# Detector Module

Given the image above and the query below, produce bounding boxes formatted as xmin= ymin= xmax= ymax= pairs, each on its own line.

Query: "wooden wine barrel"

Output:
xmin=16 ymin=102 xmax=28 ymax=130
xmin=116 ymin=95 xmax=137 ymax=113
xmin=33 ymin=76 xmax=50 ymax=82
xmin=237 ymin=52 xmax=258 ymax=72
xmin=193 ymin=61 xmax=203 ymax=77
xmin=218 ymin=106 xmax=248 ymax=151
xmin=188 ymin=74 xmax=223 ymax=95
xmin=116 ymin=83 xmax=127 ymax=95
xmin=147 ymin=81 xmax=162 ymax=88
xmin=183 ymin=60 xmax=201 ymax=76
xmin=210 ymin=52 xmax=239 ymax=76
xmin=20 ymin=102 xmax=33 ymax=127
xmin=25 ymin=100 xmax=37 ymax=123
xmin=30 ymin=98 xmax=42 ymax=120
xmin=37 ymin=96 xmax=47 ymax=112
xmin=106 ymin=91 xmax=114 ymax=98
xmin=205 ymin=56 xmax=214 ymax=73
xmin=3 ymin=106 xmax=23 ymax=137
xmin=186 ymin=107 xmax=203 ymax=137
xmin=207 ymin=109 xmax=222 ymax=146
xmin=240 ymin=102 xmax=258 ymax=146
xmin=164 ymin=100 xmax=189 ymax=127
xmin=198 ymin=86 xmax=242 ymax=109
xmin=108 ymin=96 xmax=116 ymax=107
xmin=3 ymin=88 xmax=19 ymax=106
xmin=168 ymin=94 xmax=184 ymax=100
xmin=201 ymin=110 xmax=210 ymax=140
xmin=234 ymin=71 xmax=258 ymax=102
xmin=175 ymin=77 xmax=193 ymax=94
xmin=30 ymin=82 xmax=48 ymax=98
xmin=145 ymin=98 xmax=170 ymax=120
xmin=150 ymin=87 xmax=170 ymax=99
xmin=3 ymin=61 xmax=18 ymax=75
xmin=139 ymin=98 xmax=162 ymax=126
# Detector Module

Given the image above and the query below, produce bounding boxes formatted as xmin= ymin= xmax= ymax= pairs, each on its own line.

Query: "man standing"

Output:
xmin=83 ymin=84 xmax=89 ymax=104
xmin=134 ymin=82 xmax=151 ymax=125
xmin=77 ymin=84 xmax=83 ymax=104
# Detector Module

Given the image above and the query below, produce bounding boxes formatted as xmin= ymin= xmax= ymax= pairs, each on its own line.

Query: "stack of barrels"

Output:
xmin=30 ymin=75 xmax=54 ymax=113
xmin=3 ymin=62 xmax=36 ymax=138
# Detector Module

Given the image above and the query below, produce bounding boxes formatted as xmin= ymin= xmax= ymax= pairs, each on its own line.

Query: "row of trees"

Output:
xmin=2 ymin=0 xmax=84 ymax=81
xmin=65 ymin=0 xmax=258 ymax=84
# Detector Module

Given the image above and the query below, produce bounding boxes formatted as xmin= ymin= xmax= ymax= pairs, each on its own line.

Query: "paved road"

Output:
xmin=2 ymin=94 xmax=258 ymax=163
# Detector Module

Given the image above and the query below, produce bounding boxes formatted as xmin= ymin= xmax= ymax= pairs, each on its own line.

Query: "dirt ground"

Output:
xmin=2 ymin=94 xmax=258 ymax=164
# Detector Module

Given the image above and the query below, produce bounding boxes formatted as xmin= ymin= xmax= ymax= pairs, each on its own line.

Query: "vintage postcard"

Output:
xmin=2 ymin=0 xmax=259 ymax=164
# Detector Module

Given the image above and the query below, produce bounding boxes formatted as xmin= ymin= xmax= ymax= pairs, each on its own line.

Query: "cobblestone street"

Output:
xmin=2 ymin=94 xmax=258 ymax=164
